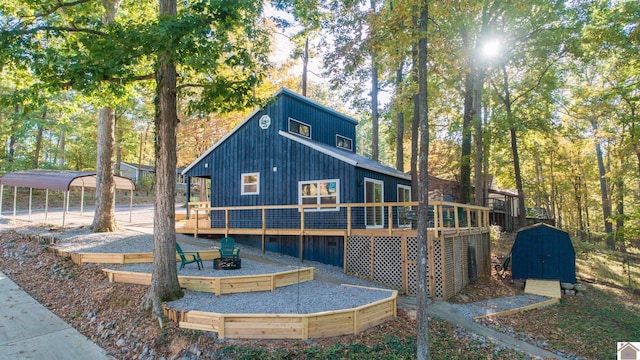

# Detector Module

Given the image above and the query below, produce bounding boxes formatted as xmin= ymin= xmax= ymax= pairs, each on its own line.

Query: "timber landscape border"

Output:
xmin=162 ymin=285 xmax=398 ymax=340
xmin=46 ymin=242 xmax=396 ymax=339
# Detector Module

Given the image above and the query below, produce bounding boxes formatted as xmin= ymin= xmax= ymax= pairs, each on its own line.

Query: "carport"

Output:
xmin=0 ymin=170 xmax=136 ymax=226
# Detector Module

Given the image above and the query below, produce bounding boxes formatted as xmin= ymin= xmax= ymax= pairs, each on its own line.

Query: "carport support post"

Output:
xmin=129 ymin=190 xmax=133 ymax=222
xmin=13 ymin=186 xmax=17 ymax=219
xmin=28 ymin=188 xmax=32 ymax=220
xmin=62 ymin=191 xmax=69 ymax=226
xmin=45 ymin=189 xmax=49 ymax=222
xmin=0 ymin=184 xmax=4 ymax=215
xmin=80 ymin=186 xmax=85 ymax=215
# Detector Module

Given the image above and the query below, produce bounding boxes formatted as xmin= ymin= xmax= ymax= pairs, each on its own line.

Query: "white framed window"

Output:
xmin=364 ymin=178 xmax=384 ymax=228
xmin=397 ymin=184 xmax=412 ymax=228
xmin=299 ymin=179 xmax=340 ymax=211
xmin=241 ymin=172 xmax=259 ymax=195
xmin=288 ymin=117 xmax=311 ymax=138
xmin=336 ymin=135 xmax=353 ymax=151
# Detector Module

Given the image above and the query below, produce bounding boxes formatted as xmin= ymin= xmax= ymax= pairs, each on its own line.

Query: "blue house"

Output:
xmin=182 ymin=88 xmax=412 ymax=266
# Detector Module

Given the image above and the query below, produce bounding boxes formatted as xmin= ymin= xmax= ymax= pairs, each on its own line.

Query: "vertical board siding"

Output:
xmin=511 ymin=224 xmax=576 ymax=283
xmin=280 ymin=93 xmax=357 ymax=150
xmin=233 ymin=235 xmax=344 ymax=266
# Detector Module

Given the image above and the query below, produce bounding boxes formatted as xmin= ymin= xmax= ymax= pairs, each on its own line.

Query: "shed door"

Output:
xmin=542 ymin=238 xmax=560 ymax=280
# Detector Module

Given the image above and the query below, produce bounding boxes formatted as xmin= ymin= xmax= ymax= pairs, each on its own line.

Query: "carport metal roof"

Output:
xmin=0 ymin=170 xmax=135 ymax=191
xmin=0 ymin=170 xmax=136 ymax=226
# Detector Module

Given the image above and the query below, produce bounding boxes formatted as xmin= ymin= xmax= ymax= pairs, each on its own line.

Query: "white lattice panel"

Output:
xmin=373 ymin=237 xmax=403 ymax=289
xmin=346 ymin=236 xmax=371 ymax=279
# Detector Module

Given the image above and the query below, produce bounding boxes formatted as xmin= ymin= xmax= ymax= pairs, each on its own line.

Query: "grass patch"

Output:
xmin=502 ymin=285 xmax=640 ymax=359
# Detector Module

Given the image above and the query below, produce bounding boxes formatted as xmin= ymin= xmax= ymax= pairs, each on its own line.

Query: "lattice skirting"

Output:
xmin=346 ymin=231 xmax=490 ymax=299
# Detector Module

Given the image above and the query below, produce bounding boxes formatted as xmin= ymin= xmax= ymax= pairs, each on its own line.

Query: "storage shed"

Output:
xmin=510 ymin=223 xmax=576 ymax=283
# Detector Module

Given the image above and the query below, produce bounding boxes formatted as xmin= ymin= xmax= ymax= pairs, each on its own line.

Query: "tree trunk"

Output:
xmin=594 ymin=138 xmax=613 ymax=247
xmin=371 ymin=63 xmax=379 ymax=161
xmin=573 ymin=175 xmax=584 ymax=240
xmin=395 ymin=62 xmax=404 ymax=172
xmin=114 ymin=111 xmax=122 ymax=176
xmin=500 ymin=65 xmax=526 ymax=228
xmin=8 ymin=104 xmax=19 ymax=166
xmin=302 ymin=36 xmax=308 ymax=97
xmin=511 ymin=126 xmax=527 ymax=228
xmin=58 ymin=129 xmax=66 ymax=167
xmin=460 ymin=70 xmax=473 ymax=204
xmin=616 ymin=157 xmax=624 ymax=252
xmin=473 ymin=67 xmax=484 ymax=206
xmin=138 ymin=122 xmax=150 ymax=184
xmin=370 ymin=0 xmax=379 ymax=162
xmin=146 ymin=0 xmax=182 ymax=317
xmin=416 ymin=1 xmax=430 ymax=359
xmin=92 ymin=107 xmax=118 ymax=232
xmin=92 ymin=0 xmax=122 ymax=233
xmin=410 ymin=40 xmax=420 ymax=202
xmin=34 ymin=108 xmax=46 ymax=167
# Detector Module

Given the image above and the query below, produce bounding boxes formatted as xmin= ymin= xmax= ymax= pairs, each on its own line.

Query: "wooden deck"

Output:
xmin=175 ymin=201 xmax=490 ymax=239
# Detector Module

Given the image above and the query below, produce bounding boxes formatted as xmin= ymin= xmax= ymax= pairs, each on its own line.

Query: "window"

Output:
xmin=288 ymin=118 xmax=311 ymax=138
xmin=299 ymin=179 xmax=340 ymax=211
xmin=364 ymin=178 xmax=384 ymax=228
xmin=336 ymin=135 xmax=353 ymax=151
xmin=241 ymin=172 xmax=259 ymax=195
xmin=397 ymin=185 xmax=412 ymax=227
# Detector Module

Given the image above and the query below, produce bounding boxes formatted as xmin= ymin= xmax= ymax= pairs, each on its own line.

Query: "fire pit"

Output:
xmin=213 ymin=257 xmax=241 ymax=270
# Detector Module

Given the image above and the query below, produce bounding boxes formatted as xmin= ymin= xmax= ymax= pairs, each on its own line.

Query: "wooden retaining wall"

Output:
xmin=163 ymin=286 xmax=397 ymax=339
xmin=55 ymin=249 xmax=220 ymax=265
xmin=103 ymin=267 xmax=315 ymax=296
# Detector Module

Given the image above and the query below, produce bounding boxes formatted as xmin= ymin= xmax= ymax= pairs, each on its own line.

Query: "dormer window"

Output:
xmin=336 ymin=135 xmax=353 ymax=151
xmin=288 ymin=118 xmax=311 ymax=138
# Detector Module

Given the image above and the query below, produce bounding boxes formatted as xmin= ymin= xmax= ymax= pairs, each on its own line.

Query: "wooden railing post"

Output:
xmin=438 ymin=202 xmax=445 ymax=237
xmin=225 ymin=209 xmax=229 ymax=237
xmin=347 ymin=205 xmax=352 ymax=236
xmin=299 ymin=206 xmax=305 ymax=261
xmin=194 ymin=208 xmax=199 ymax=238
xmin=262 ymin=208 xmax=266 ymax=253
xmin=388 ymin=205 xmax=393 ymax=235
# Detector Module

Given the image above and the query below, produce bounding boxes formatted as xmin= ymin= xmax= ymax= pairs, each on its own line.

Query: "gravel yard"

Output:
xmin=167 ymin=281 xmax=394 ymax=314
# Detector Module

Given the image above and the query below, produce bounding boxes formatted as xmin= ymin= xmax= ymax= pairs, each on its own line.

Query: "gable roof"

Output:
xmin=183 ymin=88 xmax=359 ymax=175
xmin=279 ymin=131 xmax=410 ymax=180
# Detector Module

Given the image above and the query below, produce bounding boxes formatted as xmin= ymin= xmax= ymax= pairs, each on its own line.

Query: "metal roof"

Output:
xmin=0 ymin=170 xmax=136 ymax=191
xmin=279 ymin=131 xmax=411 ymax=181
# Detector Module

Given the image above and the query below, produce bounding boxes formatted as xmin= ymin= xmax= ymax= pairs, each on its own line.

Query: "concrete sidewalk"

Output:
xmin=0 ymin=270 xmax=110 ymax=360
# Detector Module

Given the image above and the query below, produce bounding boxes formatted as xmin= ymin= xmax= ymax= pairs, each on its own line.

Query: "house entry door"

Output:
xmin=364 ymin=178 xmax=384 ymax=228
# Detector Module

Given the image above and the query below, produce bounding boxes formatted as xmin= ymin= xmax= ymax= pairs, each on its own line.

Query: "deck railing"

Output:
xmin=179 ymin=201 xmax=490 ymax=238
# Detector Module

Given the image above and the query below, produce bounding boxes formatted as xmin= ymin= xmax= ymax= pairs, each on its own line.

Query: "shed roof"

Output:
xmin=0 ymin=170 xmax=136 ymax=191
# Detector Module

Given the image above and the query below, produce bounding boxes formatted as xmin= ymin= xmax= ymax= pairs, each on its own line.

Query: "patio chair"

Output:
xmin=176 ymin=243 xmax=203 ymax=270
xmin=218 ymin=237 xmax=240 ymax=258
